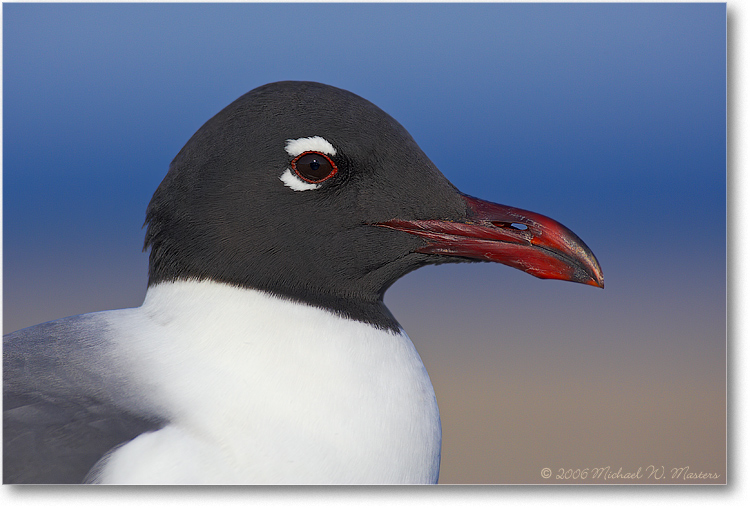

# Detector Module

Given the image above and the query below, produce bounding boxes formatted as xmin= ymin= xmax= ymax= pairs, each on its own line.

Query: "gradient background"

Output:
xmin=3 ymin=3 xmax=726 ymax=484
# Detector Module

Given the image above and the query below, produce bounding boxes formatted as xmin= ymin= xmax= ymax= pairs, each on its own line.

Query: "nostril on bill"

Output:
xmin=491 ymin=221 xmax=528 ymax=231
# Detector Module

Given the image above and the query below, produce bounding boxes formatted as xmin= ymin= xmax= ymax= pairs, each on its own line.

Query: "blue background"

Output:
xmin=3 ymin=3 xmax=726 ymax=483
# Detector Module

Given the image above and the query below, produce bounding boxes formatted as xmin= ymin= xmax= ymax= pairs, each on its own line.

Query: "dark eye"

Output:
xmin=291 ymin=151 xmax=338 ymax=183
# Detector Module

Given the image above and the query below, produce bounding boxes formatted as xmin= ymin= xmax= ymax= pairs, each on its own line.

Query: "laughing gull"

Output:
xmin=3 ymin=81 xmax=603 ymax=484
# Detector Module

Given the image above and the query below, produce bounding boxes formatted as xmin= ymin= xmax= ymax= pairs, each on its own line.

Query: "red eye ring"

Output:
xmin=290 ymin=151 xmax=338 ymax=184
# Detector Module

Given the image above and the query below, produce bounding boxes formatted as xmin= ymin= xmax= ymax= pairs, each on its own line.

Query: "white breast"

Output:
xmin=93 ymin=280 xmax=441 ymax=484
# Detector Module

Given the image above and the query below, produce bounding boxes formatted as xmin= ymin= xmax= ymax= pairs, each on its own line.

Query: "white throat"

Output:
xmin=94 ymin=280 xmax=441 ymax=484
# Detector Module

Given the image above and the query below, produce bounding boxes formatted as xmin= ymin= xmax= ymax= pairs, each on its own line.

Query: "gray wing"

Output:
xmin=3 ymin=314 xmax=168 ymax=484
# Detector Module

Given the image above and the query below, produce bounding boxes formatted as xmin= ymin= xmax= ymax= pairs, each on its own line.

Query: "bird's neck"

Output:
xmin=144 ymin=276 xmax=402 ymax=333
xmin=102 ymin=279 xmax=442 ymax=483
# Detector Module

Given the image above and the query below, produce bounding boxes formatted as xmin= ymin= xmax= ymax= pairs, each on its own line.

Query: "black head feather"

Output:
xmin=144 ymin=81 xmax=468 ymax=330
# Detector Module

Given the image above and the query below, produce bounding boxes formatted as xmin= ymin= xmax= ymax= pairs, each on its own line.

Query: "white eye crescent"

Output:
xmin=285 ymin=136 xmax=337 ymax=158
xmin=281 ymin=136 xmax=338 ymax=191
xmin=280 ymin=168 xmax=320 ymax=191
